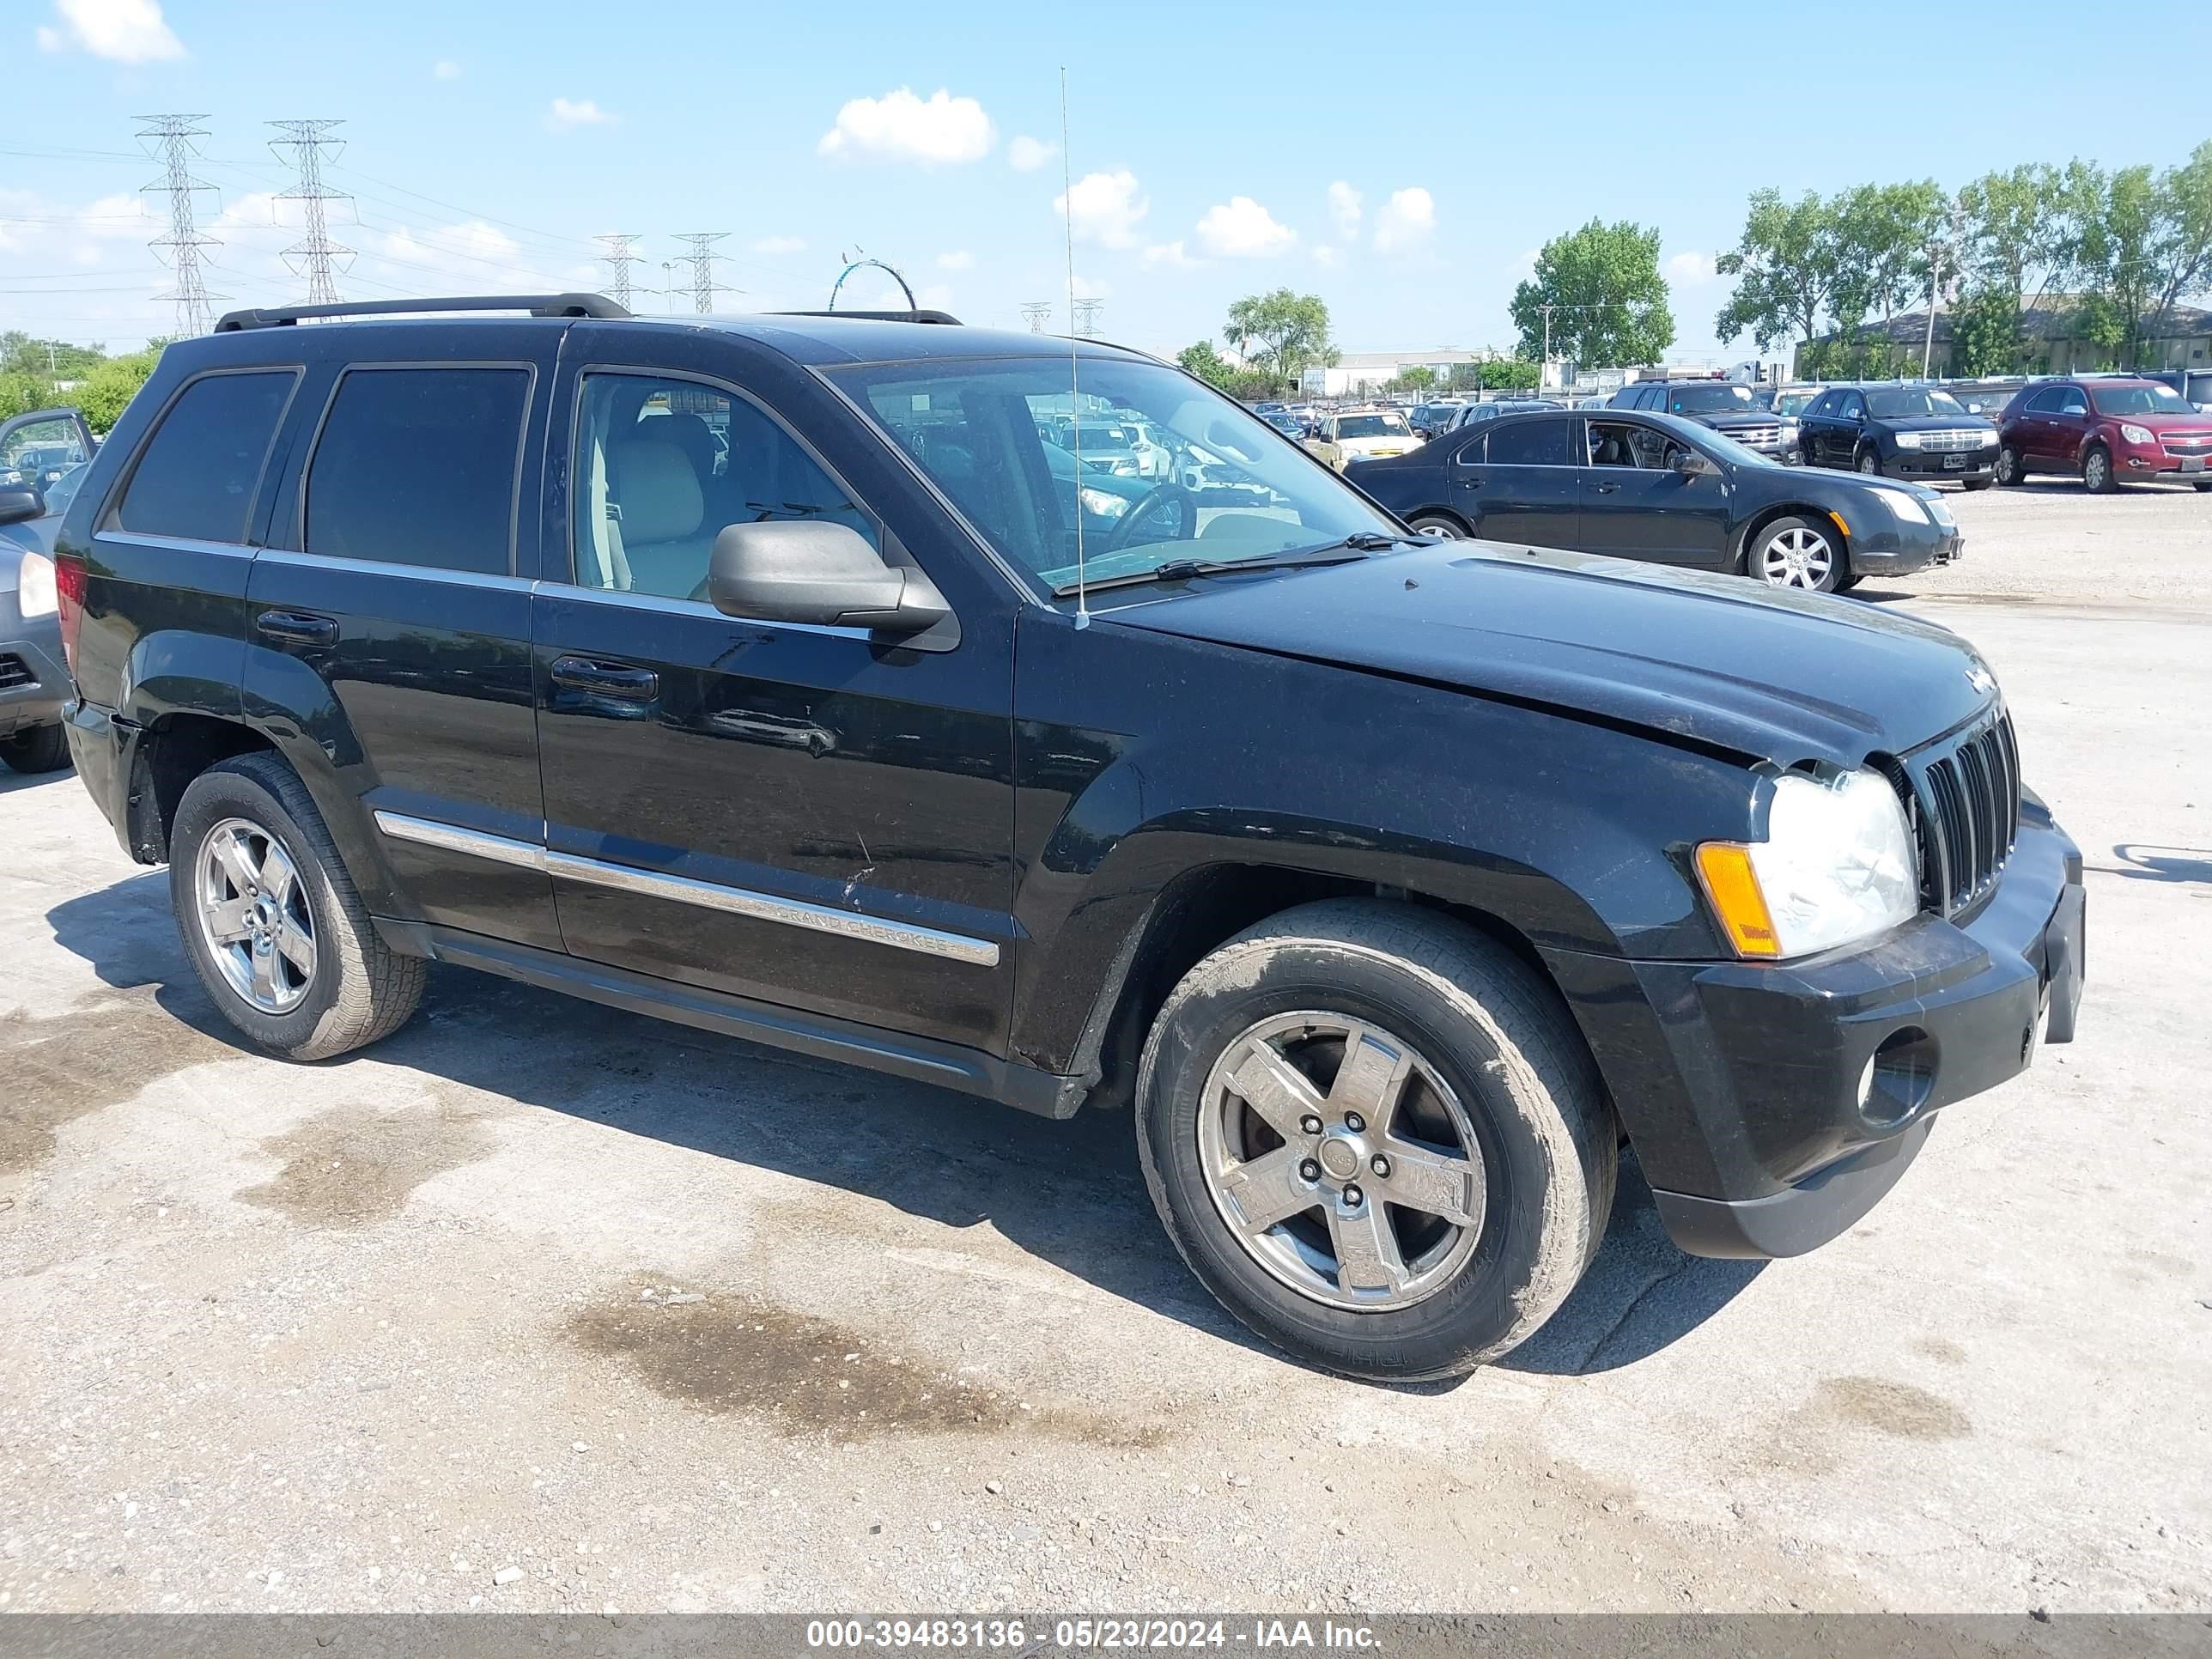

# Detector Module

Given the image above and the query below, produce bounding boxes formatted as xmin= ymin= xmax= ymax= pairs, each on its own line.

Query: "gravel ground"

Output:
xmin=1 ymin=485 xmax=2207 ymax=1616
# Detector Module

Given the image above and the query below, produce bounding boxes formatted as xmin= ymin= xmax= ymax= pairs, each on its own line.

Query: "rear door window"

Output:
xmin=114 ymin=371 xmax=298 ymax=544
xmin=304 ymin=367 xmax=530 ymax=574
xmin=1486 ymin=416 xmax=1574 ymax=466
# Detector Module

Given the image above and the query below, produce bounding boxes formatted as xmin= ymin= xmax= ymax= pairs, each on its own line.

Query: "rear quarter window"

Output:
xmin=113 ymin=370 xmax=299 ymax=544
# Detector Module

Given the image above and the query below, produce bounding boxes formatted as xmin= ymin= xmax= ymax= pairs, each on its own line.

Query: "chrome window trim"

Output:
xmin=95 ymin=530 xmax=258 ymax=560
xmin=538 ymin=580 xmax=878 ymax=641
xmin=256 ymin=548 xmax=538 ymax=594
xmin=371 ymin=809 xmax=1000 ymax=968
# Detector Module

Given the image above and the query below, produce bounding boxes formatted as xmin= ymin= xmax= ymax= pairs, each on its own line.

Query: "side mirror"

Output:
xmin=0 ymin=483 xmax=44 ymax=527
xmin=1674 ymin=449 xmax=1715 ymax=478
xmin=707 ymin=520 xmax=949 ymax=635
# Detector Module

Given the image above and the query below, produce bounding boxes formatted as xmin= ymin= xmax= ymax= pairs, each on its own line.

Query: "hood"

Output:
xmin=1335 ymin=434 xmax=1418 ymax=455
xmin=1103 ymin=541 xmax=1995 ymax=768
xmin=2103 ymin=410 xmax=2212 ymax=434
xmin=1697 ymin=410 xmax=1778 ymax=428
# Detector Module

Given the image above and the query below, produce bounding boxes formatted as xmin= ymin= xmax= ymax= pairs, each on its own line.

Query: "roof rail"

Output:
xmin=769 ymin=308 xmax=962 ymax=326
xmin=213 ymin=293 xmax=629 ymax=332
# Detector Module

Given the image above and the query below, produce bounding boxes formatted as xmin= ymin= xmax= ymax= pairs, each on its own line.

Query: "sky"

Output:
xmin=6 ymin=0 xmax=2209 ymax=363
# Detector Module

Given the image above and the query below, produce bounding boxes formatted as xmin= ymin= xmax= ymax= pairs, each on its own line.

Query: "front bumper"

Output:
xmin=1842 ymin=513 xmax=1962 ymax=577
xmin=1885 ymin=447 xmax=1998 ymax=482
xmin=2117 ymin=442 xmax=2210 ymax=480
xmin=1543 ymin=799 xmax=2085 ymax=1259
xmin=0 ymin=590 xmax=70 ymax=738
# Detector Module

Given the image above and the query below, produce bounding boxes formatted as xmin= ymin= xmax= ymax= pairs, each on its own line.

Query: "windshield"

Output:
xmin=830 ymin=355 xmax=1399 ymax=593
xmin=2088 ymin=383 xmax=2194 ymax=416
xmin=40 ymin=462 xmax=88 ymax=518
xmin=1661 ymin=384 xmax=1756 ymax=414
xmin=1335 ymin=414 xmax=1410 ymax=439
xmin=1866 ymin=389 xmax=1966 ymax=418
xmin=1773 ymin=389 xmax=1820 ymax=416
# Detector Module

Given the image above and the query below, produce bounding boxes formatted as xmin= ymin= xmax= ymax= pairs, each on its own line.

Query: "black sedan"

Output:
xmin=1345 ymin=408 xmax=1961 ymax=593
xmin=1797 ymin=385 xmax=1999 ymax=487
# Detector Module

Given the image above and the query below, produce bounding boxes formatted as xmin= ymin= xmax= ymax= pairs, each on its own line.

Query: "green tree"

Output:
xmin=75 ymin=349 xmax=163 ymax=432
xmin=1956 ymin=163 xmax=2075 ymax=368
xmin=0 ymin=332 xmax=108 ymax=382
xmin=1833 ymin=180 xmax=1948 ymax=338
xmin=1223 ymin=290 xmax=1337 ymax=391
xmin=1715 ymin=190 xmax=1844 ymax=355
xmin=0 ymin=370 xmax=52 ymax=422
xmin=1386 ymin=366 xmax=1438 ymax=392
xmin=2148 ymin=140 xmax=2212 ymax=338
xmin=1510 ymin=219 xmax=1673 ymax=368
xmin=1948 ymin=289 xmax=2018 ymax=378
xmin=1176 ymin=340 xmax=1236 ymax=389
xmin=2072 ymin=162 xmax=2160 ymax=365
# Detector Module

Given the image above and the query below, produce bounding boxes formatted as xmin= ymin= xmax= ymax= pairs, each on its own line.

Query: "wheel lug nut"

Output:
xmin=1343 ymin=1184 xmax=1364 ymax=1208
xmin=1370 ymin=1154 xmax=1391 ymax=1178
xmin=1299 ymin=1115 xmax=1322 ymax=1136
xmin=1343 ymin=1112 xmax=1365 ymax=1133
xmin=1297 ymin=1159 xmax=1322 ymax=1182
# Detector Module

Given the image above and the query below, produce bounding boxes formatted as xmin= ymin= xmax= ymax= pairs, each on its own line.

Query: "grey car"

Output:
xmin=0 ymin=408 xmax=93 ymax=775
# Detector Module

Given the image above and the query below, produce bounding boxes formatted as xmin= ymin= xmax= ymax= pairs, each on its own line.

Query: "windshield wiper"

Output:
xmin=1048 ymin=533 xmax=1406 ymax=599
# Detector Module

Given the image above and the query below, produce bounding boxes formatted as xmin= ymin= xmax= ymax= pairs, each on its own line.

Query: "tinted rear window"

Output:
xmin=115 ymin=371 xmax=297 ymax=544
xmin=305 ymin=368 xmax=529 ymax=574
xmin=1486 ymin=416 xmax=1573 ymax=466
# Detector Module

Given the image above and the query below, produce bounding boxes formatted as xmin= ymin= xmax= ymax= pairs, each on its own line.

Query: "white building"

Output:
xmin=1300 ymin=349 xmax=1508 ymax=398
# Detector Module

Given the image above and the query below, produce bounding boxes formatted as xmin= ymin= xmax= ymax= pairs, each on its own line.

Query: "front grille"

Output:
xmin=1888 ymin=710 xmax=2021 ymax=915
xmin=1914 ymin=428 xmax=1991 ymax=453
xmin=2160 ymin=434 xmax=2212 ymax=457
xmin=0 ymin=653 xmax=33 ymax=690
xmin=1729 ymin=423 xmax=1783 ymax=447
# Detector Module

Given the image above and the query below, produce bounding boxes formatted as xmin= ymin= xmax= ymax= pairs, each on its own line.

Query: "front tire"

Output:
xmin=1856 ymin=447 xmax=1882 ymax=477
xmin=1747 ymin=514 xmax=1844 ymax=592
xmin=1134 ymin=900 xmax=1616 ymax=1380
xmin=169 ymin=753 xmax=425 ymax=1061
xmin=0 ymin=723 xmax=70 ymax=774
xmin=2082 ymin=444 xmax=2117 ymax=494
xmin=1407 ymin=514 xmax=1466 ymax=539
xmin=1995 ymin=443 xmax=2023 ymax=486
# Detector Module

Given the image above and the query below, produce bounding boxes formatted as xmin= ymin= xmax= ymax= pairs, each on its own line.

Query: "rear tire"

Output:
xmin=1961 ymin=477 xmax=1994 ymax=492
xmin=1134 ymin=900 xmax=1616 ymax=1380
xmin=1407 ymin=514 xmax=1466 ymax=539
xmin=169 ymin=753 xmax=426 ymax=1062
xmin=0 ymin=722 xmax=70 ymax=774
xmin=2082 ymin=444 xmax=2117 ymax=494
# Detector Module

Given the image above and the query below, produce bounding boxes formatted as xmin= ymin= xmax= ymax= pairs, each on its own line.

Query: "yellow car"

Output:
xmin=1306 ymin=407 xmax=1421 ymax=470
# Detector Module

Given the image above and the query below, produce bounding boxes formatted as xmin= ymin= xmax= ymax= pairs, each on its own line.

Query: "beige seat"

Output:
xmin=610 ymin=440 xmax=716 ymax=599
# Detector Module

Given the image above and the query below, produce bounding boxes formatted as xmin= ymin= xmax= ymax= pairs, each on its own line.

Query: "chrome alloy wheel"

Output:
xmin=1196 ymin=1012 xmax=1486 ymax=1312
xmin=195 ymin=817 xmax=317 ymax=1014
xmin=1757 ymin=526 xmax=1835 ymax=589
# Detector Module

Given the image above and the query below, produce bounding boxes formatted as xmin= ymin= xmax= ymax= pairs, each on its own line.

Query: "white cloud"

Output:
xmin=918 ymin=283 xmax=955 ymax=311
xmin=936 ymin=249 xmax=975 ymax=271
xmin=1055 ymin=169 xmax=1148 ymax=250
xmin=1195 ymin=197 xmax=1295 ymax=259
xmin=1666 ymin=250 xmax=1717 ymax=285
xmin=817 ymin=88 xmax=994 ymax=165
xmin=750 ymin=234 xmax=806 ymax=256
xmin=39 ymin=0 xmax=183 ymax=63
xmin=1141 ymin=240 xmax=1195 ymax=268
xmin=1327 ymin=181 xmax=1362 ymax=240
xmin=1372 ymin=187 xmax=1436 ymax=256
xmin=433 ymin=58 xmax=461 ymax=80
xmin=549 ymin=98 xmax=615 ymax=130
xmin=1009 ymin=136 xmax=1056 ymax=173
xmin=377 ymin=221 xmax=535 ymax=285
xmin=1072 ymin=274 xmax=1109 ymax=300
xmin=1311 ymin=245 xmax=1343 ymax=269
xmin=215 ymin=191 xmax=282 ymax=229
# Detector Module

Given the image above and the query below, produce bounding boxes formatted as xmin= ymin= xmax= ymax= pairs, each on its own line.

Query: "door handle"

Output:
xmin=550 ymin=656 xmax=659 ymax=702
xmin=1594 ymin=483 xmax=1621 ymax=494
xmin=255 ymin=609 xmax=337 ymax=647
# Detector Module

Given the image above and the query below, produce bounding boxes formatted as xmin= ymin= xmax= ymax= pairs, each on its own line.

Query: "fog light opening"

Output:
xmin=1859 ymin=1026 xmax=1937 ymax=1128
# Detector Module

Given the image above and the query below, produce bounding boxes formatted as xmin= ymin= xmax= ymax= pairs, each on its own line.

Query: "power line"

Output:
xmin=267 ymin=119 xmax=354 ymax=307
xmin=1019 ymin=301 xmax=1053 ymax=333
xmin=594 ymin=234 xmax=643 ymax=309
xmin=672 ymin=233 xmax=734 ymax=314
xmin=137 ymin=113 xmax=225 ymax=337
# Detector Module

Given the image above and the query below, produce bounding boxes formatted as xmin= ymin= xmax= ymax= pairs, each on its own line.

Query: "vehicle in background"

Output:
xmin=0 ymin=482 xmax=73 ymax=775
xmin=1609 ymin=380 xmax=1798 ymax=462
xmin=1757 ymin=384 xmax=1825 ymax=419
xmin=1042 ymin=441 xmax=1164 ymax=541
xmin=1260 ymin=411 xmax=1306 ymax=440
xmin=1996 ymin=376 xmax=2212 ymax=492
xmin=0 ymin=408 xmax=95 ymax=494
xmin=1798 ymin=385 xmax=1998 ymax=488
xmin=49 ymin=292 xmax=2086 ymax=1383
xmin=1410 ymin=401 xmax=1464 ymax=439
xmin=1345 ymin=406 xmax=1961 ymax=594
xmin=1449 ymin=398 xmax=1563 ymax=430
xmin=2132 ymin=368 xmax=2212 ymax=413
xmin=1307 ymin=406 xmax=1420 ymax=468
xmin=1043 ymin=414 xmax=1149 ymax=480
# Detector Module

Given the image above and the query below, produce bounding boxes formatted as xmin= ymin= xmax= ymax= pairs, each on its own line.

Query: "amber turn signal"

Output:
xmin=1695 ymin=842 xmax=1782 ymax=958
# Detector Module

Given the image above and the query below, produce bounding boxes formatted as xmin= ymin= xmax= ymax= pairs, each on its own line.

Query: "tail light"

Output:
xmin=54 ymin=551 xmax=87 ymax=676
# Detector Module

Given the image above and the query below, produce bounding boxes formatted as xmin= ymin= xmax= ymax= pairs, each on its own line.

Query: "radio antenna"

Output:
xmin=1060 ymin=67 xmax=1089 ymax=629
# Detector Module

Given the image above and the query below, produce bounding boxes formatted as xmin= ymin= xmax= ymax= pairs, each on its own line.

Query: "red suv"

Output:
xmin=1996 ymin=376 xmax=2212 ymax=493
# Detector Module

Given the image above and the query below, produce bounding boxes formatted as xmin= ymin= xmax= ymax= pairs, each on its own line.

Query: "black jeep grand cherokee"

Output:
xmin=51 ymin=295 xmax=2087 ymax=1381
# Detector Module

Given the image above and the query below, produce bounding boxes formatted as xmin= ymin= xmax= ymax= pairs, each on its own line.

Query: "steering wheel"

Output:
xmin=1102 ymin=483 xmax=1196 ymax=555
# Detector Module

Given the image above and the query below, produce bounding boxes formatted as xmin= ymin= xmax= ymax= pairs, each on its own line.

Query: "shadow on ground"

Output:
xmin=44 ymin=868 xmax=1753 ymax=1381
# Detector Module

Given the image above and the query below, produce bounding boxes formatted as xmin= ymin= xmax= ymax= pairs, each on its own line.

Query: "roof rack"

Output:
xmin=769 ymin=308 xmax=963 ymax=326
xmin=213 ymin=293 xmax=629 ymax=332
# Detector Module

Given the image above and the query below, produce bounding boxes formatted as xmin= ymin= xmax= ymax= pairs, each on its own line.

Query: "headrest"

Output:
xmin=611 ymin=441 xmax=703 ymax=544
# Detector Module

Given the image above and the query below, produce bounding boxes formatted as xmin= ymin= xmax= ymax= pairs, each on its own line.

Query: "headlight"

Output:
xmin=1778 ymin=418 xmax=1799 ymax=437
xmin=16 ymin=550 xmax=58 ymax=620
xmin=1893 ymin=431 xmax=1924 ymax=449
xmin=1872 ymin=487 xmax=1929 ymax=523
xmin=1076 ymin=486 xmax=1130 ymax=519
xmin=2119 ymin=422 xmax=2154 ymax=445
xmin=1697 ymin=769 xmax=1919 ymax=959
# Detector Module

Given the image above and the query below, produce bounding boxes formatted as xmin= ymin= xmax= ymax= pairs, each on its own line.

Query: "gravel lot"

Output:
xmin=2 ymin=482 xmax=2207 ymax=1616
